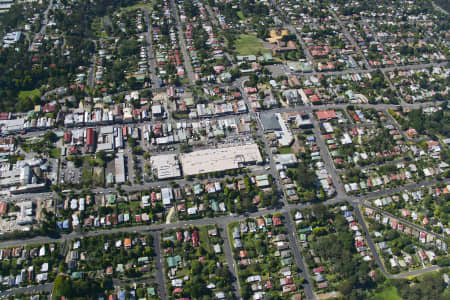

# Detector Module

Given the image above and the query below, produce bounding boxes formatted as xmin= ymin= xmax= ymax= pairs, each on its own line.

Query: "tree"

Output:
xmin=180 ymin=142 xmax=192 ymax=153
xmin=191 ymin=260 xmax=202 ymax=274
xmin=338 ymin=279 xmax=353 ymax=296
xmin=96 ymin=150 xmax=107 ymax=166
xmin=53 ymin=275 xmax=73 ymax=299
xmin=312 ymin=204 xmax=328 ymax=221
xmin=136 ymin=287 xmax=145 ymax=298
xmin=44 ymin=131 xmax=58 ymax=144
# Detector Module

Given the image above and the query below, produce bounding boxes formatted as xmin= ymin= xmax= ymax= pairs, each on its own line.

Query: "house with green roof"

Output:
xmin=255 ymin=174 xmax=270 ymax=188
xmin=299 ymin=226 xmax=312 ymax=233
xmin=107 ymin=194 xmax=116 ymax=205
xmin=71 ymin=272 xmax=83 ymax=279
xmin=167 ymin=255 xmax=182 ymax=268
xmin=211 ymin=200 xmax=219 ymax=212
xmin=107 ymin=173 xmax=114 ymax=185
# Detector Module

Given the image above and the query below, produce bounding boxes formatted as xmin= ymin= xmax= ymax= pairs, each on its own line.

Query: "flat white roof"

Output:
xmin=180 ymin=144 xmax=262 ymax=176
xmin=151 ymin=154 xmax=181 ymax=179
xmin=115 ymin=153 xmax=125 ymax=183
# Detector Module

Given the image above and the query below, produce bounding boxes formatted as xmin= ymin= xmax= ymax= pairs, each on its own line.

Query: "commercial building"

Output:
xmin=115 ymin=153 xmax=126 ymax=184
xmin=150 ymin=154 xmax=181 ymax=179
xmin=180 ymin=144 xmax=263 ymax=176
xmin=274 ymin=154 xmax=298 ymax=167
xmin=0 ymin=118 xmax=25 ymax=133
xmin=85 ymin=128 xmax=96 ymax=153
xmin=316 ymin=110 xmax=337 ymax=121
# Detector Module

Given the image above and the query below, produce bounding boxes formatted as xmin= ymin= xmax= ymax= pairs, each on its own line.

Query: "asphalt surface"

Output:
xmin=28 ymin=0 xmax=53 ymax=52
xmin=150 ymin=231 xmax=167 ymax=300
xmin=169 ymin=0 xmax=196 ymax=83
xmin=144 ymin=9 xmax=160 ymax=89
xmin=220 ymin=223 xmax=241 ymax=299
xmin=0 ymin=282 xmax=53 ymax=298
xmin=310 ymin=112 xmax=347 ymax=199
xmin=284 ymin=212 xmax=316 ymax=300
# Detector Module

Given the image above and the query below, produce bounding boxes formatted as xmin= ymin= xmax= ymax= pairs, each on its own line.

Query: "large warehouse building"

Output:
xmin=180 ymin=144 xmax=263 ymax=176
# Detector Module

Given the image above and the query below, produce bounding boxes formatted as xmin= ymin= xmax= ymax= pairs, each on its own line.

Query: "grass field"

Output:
xmin=278 ymin=147 xmax=293 ymax=154
xmin=373 ymin=286 xmax=402 ymax=300
xmin=234 ymin=34 xmax=270 ymax=56
xmin=121 ymin=2 xmax=153 ymax=12
xmin=18 ymin=89 xmax=40 ymax=100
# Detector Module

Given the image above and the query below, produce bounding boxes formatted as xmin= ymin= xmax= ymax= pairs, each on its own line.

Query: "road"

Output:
xmin=328 ymin=6 xmax=371 ymax=69
xmin=360 ymin=202 xmax=447 ymax=241
xmin=86 ymin=52 xmax=96 ymax=88
xmin=6 ymin=60 xmax=448 ymax=142
xmin=432 ymin=1 xmax=449 ymax=15
xmin=144 ymin=9 xmax=160 ymax=89
xmin=310 ymin=112 xmax=347 ymax=199
xmin=354 ymin=206 xmax=442 ymax=279
xmin=2 ymin=176 xmax=446 ymax=248
xmin=220 ymin=224 xmax=242 ymax=299
xmin=283 ymin=212 xmax=316 ymax=300
xmin=29 ymin=0 xmax=53 ymax=51
xmin=2 ymin=1 xmax=449 ymax=298
xmin=150 ymin=232 xmax=167 ymax=300
xmin=335 ymin=158 xmax=409 ymax=174
xmin=169 ymin=0 xmax=196 ymax=83
xmin=239 ymin=78 xmax=287 ymax=205
xmin=291 ymin=61 xmax=448 ymax=78
xmin=0 ymin=282 xmax=53 ymax=298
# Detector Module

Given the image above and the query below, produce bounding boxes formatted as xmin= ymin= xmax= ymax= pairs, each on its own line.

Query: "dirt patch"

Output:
xmin=291 ymin=134 xmax=303 ymax=154
xmin=316 ymin=291 xmax=341 ymax=299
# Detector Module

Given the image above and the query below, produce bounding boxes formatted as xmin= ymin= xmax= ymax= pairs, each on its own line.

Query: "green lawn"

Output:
xmin=237 ymin=11 xmax=245 ymax=20
xmin=18 ymin=89 xmax=40 ymax=100
xmin=199 ymin=226 xmax=212 ymax=254
xmin=50 ymin=147 xmax=61 ymax=159
xmin=121 ymin=2 xmax=153 ymax=12
xmin=373 ymin=286 xmax=402 ymax=300
xmin=234 ymin=34 xmax=270 ymax=56
xmin=278 ymin=147 xmax=293 ymax=154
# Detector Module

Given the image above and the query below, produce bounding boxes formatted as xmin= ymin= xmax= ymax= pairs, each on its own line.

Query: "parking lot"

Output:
xmin=60 ymin=161 xmax=81 ymax=185
xmin=267 ymin=64 xmax=291 ymax=77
